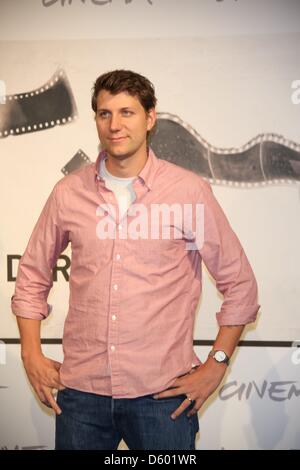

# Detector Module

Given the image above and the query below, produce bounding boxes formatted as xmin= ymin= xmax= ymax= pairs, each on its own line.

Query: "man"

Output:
xmin=11 ymin=69 xmax=259 ymax=450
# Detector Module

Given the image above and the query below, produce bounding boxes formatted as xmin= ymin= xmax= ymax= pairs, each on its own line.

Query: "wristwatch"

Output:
xmin=208 ymin=349 xmax=230 ymax=365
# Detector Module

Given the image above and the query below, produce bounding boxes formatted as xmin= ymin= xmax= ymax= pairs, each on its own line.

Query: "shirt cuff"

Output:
xmin=216 ymin=305 xmax=260 ymax=326
xmin=11 ymin=296 xmax=53 ymax=321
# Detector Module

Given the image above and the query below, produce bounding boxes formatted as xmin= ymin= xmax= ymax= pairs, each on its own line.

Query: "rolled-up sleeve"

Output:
xmin=11 ymin=182 xmax=69 ymax=320
xmin=198 ymin=181 xmax=260 ymax=326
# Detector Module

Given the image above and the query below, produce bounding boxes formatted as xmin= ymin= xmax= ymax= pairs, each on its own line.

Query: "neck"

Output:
xmin=105 ymin=144 xmax=148 ymax=178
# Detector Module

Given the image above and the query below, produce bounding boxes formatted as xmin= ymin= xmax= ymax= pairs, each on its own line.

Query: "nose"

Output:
xmin=109 ymin=113 xmax=122 ymax=132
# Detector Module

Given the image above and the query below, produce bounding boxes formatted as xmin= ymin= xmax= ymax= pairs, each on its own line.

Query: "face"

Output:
xmin=95 ymin=90 xmax=156 ymax=160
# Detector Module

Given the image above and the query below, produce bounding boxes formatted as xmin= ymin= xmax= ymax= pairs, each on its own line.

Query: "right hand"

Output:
xmin=22 ymin=353 xmax=66 ymax=415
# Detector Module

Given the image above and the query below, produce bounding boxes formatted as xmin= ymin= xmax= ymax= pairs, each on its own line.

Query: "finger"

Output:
xmin=170 ymin=400 xmax=190 ymax=420
xmin=37 ymin=389 xmax=51 ymax=408
xmin=187 ymin=399 xmax=203 ymax=417
xmin=153 ymin=389 xmax=178 ymax=400
xmin=172 ymin=372 xmax=195 ymax=387
xmin=47 ymin=370 xmax=64 ymax=389
xmin=44 ymin=389 xmax=62 ymax=415
xmin=50 ymin=377 xmax=64 ymax=389
xmin=187 ymin=408 xmax=198 ymax=417
xmin=52 ymin=361 xmax=62 ymax=371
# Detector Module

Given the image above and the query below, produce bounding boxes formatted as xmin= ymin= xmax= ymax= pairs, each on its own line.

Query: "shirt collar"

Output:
xmin=94 ymin=147 xmax=159 ymax=190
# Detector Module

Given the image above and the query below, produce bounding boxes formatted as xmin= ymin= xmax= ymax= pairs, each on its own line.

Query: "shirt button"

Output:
xmin=112 ymin=315 xmax=117 ymax=321
xmin=110 ymin=345 xmax=115 ymax=351
xmin=118 ymin=224 xmax=122 ymax=231
xmin=113 ymin=284 xmax=118 ymax=290
xmin=116 ymin=254 xmax=121 ymax=260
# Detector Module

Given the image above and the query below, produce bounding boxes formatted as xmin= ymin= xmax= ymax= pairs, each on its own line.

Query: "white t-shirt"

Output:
xmin=99 ymin=157 xmax=136 ymax=220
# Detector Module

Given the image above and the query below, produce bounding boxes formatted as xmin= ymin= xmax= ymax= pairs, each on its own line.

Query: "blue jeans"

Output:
xmin=55 ymin=388 xmax=199 ymax=450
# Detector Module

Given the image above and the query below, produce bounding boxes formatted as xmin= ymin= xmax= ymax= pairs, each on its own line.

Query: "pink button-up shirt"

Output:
xmin=11 ymin=149 xmax=259 ymax=398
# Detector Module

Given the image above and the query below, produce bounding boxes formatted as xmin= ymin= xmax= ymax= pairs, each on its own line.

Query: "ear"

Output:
xmin=146 ymin=108 xmax=156 ymax=131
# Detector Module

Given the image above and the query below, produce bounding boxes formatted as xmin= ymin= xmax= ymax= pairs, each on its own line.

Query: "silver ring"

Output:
xmin=186 ymin=394 xmax=193 ymax=402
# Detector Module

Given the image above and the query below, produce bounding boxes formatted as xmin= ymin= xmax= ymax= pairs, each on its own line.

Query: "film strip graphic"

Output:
xmin=150 ymin=113 xmax=300 ymax=187
xmin=61 ymin=149 xmax=91 ymax=175
xmin=0 ymin=69 xmax=77 ymax=138
xmin=1 ymin=70 xmax=299 ymax=186
xmin=64 ymin=117 xmax=300 ymax=183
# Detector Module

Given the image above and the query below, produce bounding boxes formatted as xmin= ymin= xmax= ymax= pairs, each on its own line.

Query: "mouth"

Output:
xmin=109 ymin=136 xmax=127 ymax=143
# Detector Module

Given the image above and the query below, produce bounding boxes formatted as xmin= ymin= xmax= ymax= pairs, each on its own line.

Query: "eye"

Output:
xmin=122 ymin=109 xmax=133 ymax=116
xmin=98 ymin=111 xmax=110 ymax=118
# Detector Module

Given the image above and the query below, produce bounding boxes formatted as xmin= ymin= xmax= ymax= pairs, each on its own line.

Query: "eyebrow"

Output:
xmin=97 ymin=106 xmax=134 ymax=112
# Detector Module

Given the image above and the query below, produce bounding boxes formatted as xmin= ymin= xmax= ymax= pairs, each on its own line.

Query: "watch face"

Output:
xmin=215 ymin=351 xmax=226 ymax=362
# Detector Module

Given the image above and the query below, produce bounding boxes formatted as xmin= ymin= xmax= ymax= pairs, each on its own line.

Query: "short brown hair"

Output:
xmin=91 ymin=69 xmax=157 ymax=113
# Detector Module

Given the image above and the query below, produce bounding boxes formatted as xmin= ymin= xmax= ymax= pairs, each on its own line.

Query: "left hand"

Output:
xmin=153 ymin=360 xmax=227 ymax=420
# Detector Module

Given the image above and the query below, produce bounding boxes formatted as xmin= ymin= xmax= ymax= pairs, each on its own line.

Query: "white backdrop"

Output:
xmin=1 ymin=344 xmax=299 ymax=450
xmin=0 ymin=0 xmax=300 ymax=450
